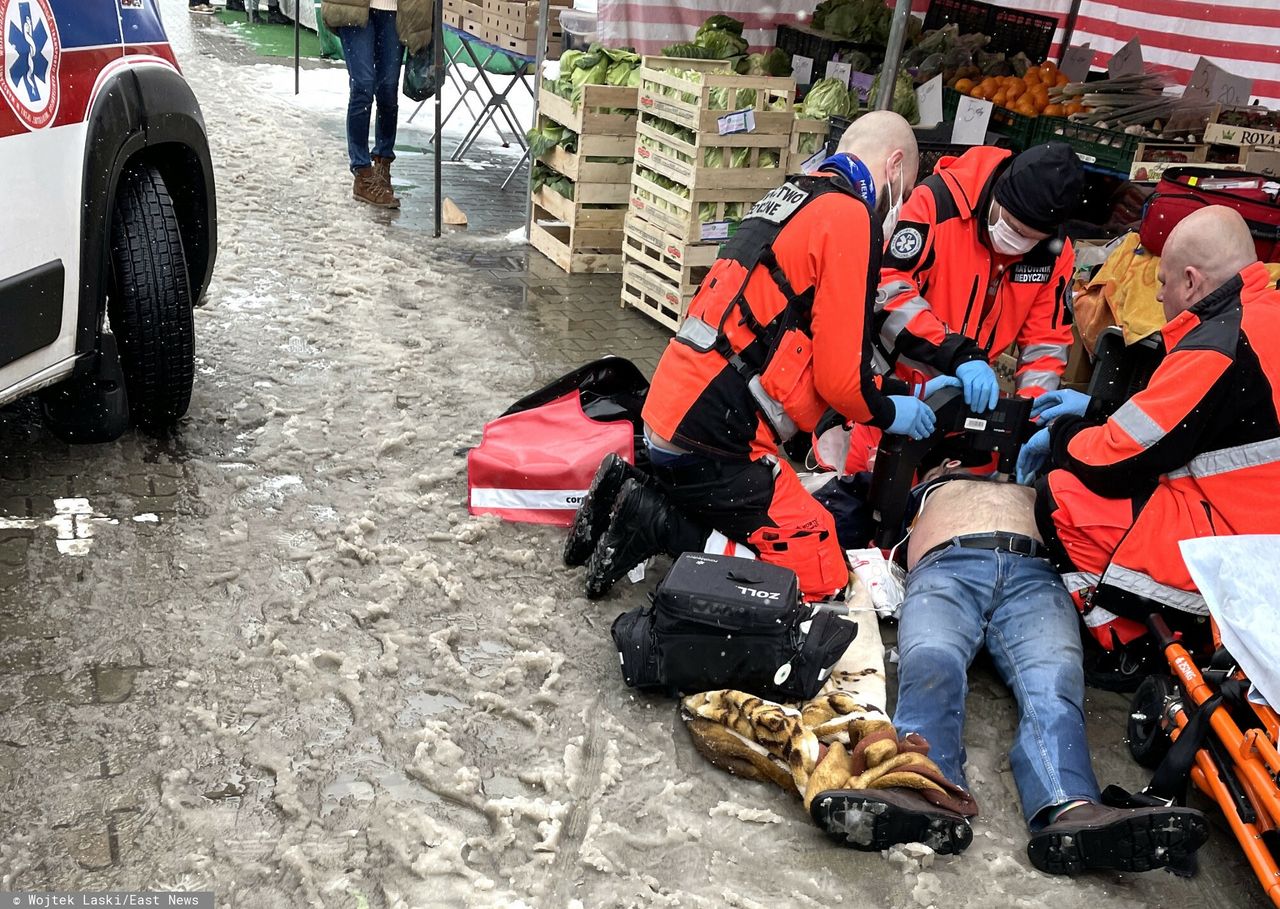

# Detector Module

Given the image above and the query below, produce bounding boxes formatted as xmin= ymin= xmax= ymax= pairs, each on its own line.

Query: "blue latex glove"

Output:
xmin=1031 ymin=388 xmax=1091 ymax=423
xmin=917 ymin=375 xmax=963 ymax=397
xmin=887 ymin=395 xmax=938 ymax=440
xmin=1016 ymin=427 xmax=1052 ymax=485
xmin=955 ymin=360 xmax=1000 ymax=413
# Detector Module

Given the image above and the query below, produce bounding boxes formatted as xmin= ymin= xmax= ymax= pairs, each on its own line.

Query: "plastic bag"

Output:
xmin=402 ymin=41 xmax=440 ymax=103
xmin=847 ymin=547 xmax=906 ymax=619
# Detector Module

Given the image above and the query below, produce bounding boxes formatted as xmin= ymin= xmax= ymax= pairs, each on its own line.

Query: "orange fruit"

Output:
xmin=1043 ymin=103 xmax=1066 ymax=117
xmin=1056 ymin=73 xmax=1070 ymax=87
xmin=992 ymin=91 xmax=1009 ymax=108
xmin=970 ymin=85 xmax=989 ymax=99
xmin=1039 ymin=62 xmax=1058 ymax=80
xmin=980 ymin=76 xmax=1000 ymax=93
xmin=1065 ymin=101 xmax=1085 ymax=116
xmin=1015 ymin=98 xmax=1038 ymax=117
xmin=1024 ymin=69 xmax=1041 ymax=84
xmin=1006 ymin=81 xmax=1025 ymax=100
xmin=954 ymin=78 xmax=975 ymax=94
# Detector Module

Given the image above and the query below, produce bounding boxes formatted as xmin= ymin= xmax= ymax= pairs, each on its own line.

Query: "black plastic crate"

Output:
xmin=923 ymin=0 xmax=1056 ymax=64
xmin=922 ymin=0 xmax=993 ymax=38
xmin=1033 ymin=116 xmax=1141 ymax=177
xmin=989 ymin=8 xmax=1057 ymax=65
xmin=776 ymin=23 xmax=882 ymax=90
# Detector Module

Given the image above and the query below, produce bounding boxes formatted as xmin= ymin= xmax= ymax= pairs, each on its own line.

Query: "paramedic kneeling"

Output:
xmin=1019 ymin=206 xmax=1280 ymax=676
xmin=828 ymin=468 xmax=1208 ymax=873
xmin=564 ymin=112 xmax=923 ymax=602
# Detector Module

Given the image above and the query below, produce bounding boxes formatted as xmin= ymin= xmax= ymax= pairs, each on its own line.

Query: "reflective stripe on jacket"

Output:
xmin=642 ymin=174 xmax=896 ymax=461
xmin=876 ymin=146 xmax=1074 ymax=397
xmin=1050 ymin=261 xmax=1280 ymax=612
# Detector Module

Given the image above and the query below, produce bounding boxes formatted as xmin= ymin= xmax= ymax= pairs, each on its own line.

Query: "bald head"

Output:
xmin=1157 ymin=206 xmax=1259 ymax=321
xmin=836 ymin=110 xmax=920 ymax=209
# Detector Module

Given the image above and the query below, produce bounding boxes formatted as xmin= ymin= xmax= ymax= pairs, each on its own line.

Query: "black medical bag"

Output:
xmin=610 ymin=553 xmax=858 ymax=701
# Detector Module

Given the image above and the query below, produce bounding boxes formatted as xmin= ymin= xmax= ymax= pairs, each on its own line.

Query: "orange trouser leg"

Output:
xmin=1037 ymin=469 xmax=1147 ymax=650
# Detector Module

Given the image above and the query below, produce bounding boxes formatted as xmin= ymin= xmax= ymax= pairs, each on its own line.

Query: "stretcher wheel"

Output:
xmin=1127 ymin=674 xmax=1176 ymax=769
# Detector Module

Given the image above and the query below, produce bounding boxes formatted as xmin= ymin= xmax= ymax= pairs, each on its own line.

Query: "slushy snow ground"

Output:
xmin=0 ymin=5 xmax=1268 ymax=908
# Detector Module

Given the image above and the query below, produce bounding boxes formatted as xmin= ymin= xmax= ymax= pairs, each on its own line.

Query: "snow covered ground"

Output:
xmin=0 ymin=4 xmax=1270 ymax=908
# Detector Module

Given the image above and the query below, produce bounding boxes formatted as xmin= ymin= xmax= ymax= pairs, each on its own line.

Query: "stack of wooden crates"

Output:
xmin=623 ymin=58 xmax=797 ymax=331
xmin=528 ymin=82 xmax=639 ymax=273
xmin=443 ymin=0 xmax=567 ymax=57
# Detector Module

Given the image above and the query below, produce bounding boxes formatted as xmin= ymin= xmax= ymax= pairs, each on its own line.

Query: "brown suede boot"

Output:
xmin=372 ymin=154 xmax=394 ymax=188
xmin=353 ymin=166 xmax=399 ymax=209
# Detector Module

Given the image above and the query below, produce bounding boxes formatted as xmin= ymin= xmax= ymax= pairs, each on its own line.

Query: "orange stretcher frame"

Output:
xmin=1146 ymin=614 xmax=1280 ymax=906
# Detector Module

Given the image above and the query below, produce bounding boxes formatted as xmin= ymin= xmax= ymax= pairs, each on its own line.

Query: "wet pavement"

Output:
xmin=0 ymin=6 xmax=1271 ymax=909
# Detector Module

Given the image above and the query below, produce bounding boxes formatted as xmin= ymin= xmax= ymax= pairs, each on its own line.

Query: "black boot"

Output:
xmin=584 ymin=479 xmax=702 ymax=600
xmin=564 ymin=453 xmax=649 ymax=567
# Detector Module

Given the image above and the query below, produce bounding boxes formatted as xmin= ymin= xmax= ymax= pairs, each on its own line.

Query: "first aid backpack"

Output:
xmin=610 ymin=553 xmax=858 ymax=701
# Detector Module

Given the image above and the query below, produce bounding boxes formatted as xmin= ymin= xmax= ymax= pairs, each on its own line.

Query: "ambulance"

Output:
xmin=0 ymin=0 xmax=215 ymax=441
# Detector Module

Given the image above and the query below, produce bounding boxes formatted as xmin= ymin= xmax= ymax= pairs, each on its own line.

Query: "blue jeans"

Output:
xmin=892 ymin=547 xmax=1101 ymax=828
xmin=338 ymin=10 xmax=402 ymax=172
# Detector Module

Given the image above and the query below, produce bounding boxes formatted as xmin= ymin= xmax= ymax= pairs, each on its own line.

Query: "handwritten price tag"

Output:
xmin=1107 ymin=37 xmax=1143 ymax=77
xmin=916 ymin=75 xmax=943 ymax=127
xmin=1060 ymin=44 xmax=1094 ymax=83
xmin=791 ymin=54 xmax=814 ymax=86
xmin=951 ymin=96 xmax=993 ymax=145
xmin=825 ymin=60 xmax=853 ymax=89
xmin=1184 ymin=57 xmax=1253 ymax=107
xmin=850 ymin=71 xmax=875 ymax=102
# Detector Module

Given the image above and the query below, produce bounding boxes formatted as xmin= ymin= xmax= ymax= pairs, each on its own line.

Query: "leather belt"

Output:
xmin=921 ymin=532 xmax=1045 ymax=562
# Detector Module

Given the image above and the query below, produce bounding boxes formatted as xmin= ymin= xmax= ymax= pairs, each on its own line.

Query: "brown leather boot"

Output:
xmin=371 ymin=154 xmax=394 ymax=188
xmin=353 ymin=166 xmax=399 ymax=208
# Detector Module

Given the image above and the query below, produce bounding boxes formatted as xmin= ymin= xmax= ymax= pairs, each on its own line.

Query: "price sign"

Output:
xmin=801 ymin=147 xmax=828 ymax=174
xmin=1060 ymin=44 xmax=1094 ymax=83
xmin=717 ymin=108 xmax=757 ymax=136
xmin=825 ymin=60 xmax=853 ymax=89
xmin=791 ymin=54 xmax=813 ymax=85
xmin=1107 ymin=37 xmax=1143 ymax=77
xmin=951 ymin=96 xmax=993 ymax=145
xmin=850 ymin=71 xmax=875 ymax=102
xmin=915 ymin=75 xmax=943 ymax=127
xmin=1184 ymin=57 xmax=1254 ymax=108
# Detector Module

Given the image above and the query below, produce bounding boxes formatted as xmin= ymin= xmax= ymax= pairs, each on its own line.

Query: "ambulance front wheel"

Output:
xmin=107 ymin=163 xmax=196 ymax=433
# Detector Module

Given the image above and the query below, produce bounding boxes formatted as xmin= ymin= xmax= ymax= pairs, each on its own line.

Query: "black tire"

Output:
xmin=108 ymin=163 xmax=195 ymax=432
xmin=1127 ymin=674 xmax=1176 ymax=769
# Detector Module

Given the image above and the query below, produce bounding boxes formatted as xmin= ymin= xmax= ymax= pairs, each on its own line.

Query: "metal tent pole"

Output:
xmin=874 ymin=0 xmax=914 ymax=112
xmin=1058 ymin=0 xmax=1084 ymax=67
xmin=527 ymin=0 xmax=550 ymax=237
xmin=294 ymin=3 xmax=301 ymax=94
xmin=433 ymin=0 xmax=445 ymax=238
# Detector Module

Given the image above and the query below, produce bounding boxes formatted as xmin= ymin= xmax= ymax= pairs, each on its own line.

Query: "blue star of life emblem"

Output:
xmin=7 ymin=1 xmax=49 ymax=103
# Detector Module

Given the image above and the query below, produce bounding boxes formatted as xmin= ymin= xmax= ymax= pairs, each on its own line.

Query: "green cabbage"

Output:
xmin=869 ymin=70 xmax=919 ymax=124
xmin=737 ymin=48 xmax=792 ymax=77
xmin=697 ymin=14 xmax=744 ymax=37
xmin=526 ymin=124 xmax=577 ymax=159
xmin=799 ymin=77 xmax=854 ymax=120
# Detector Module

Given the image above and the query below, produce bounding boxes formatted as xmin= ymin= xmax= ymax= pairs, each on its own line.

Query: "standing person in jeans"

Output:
xmin=321 ymin=0 xmax=433 ymax=207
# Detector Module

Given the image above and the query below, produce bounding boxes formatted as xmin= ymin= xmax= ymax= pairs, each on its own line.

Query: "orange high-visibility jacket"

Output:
xmin=1049 ymin=262 xmax=1280 ymax=613
xmin=876 ymin=146 xmax=1074 ymax=396
xmin=643 ymin=175 xmax=898 ymax=461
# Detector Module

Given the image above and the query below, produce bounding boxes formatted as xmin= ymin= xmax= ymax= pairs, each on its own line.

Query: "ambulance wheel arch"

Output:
xmin=75 ymin=64 xmax=216 ymax=384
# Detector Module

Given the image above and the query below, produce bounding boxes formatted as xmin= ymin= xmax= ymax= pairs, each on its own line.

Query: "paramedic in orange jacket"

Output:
xmin=1019 ymin=207 xmax=1280 ymax=682
xmin=563 ymin=112 xmax=931 ymax=602
xmin=840 ymin=143 xmax=1084 ymax=473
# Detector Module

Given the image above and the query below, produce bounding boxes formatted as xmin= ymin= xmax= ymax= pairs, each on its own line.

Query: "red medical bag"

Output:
xmin=1140 ymin=167 xmax=1280 ymax=262
xmin=467 ymin=391 xmax=635 ymax=526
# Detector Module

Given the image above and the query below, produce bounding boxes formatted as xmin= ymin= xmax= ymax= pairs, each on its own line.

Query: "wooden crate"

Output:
xmin=622 ymin=255 xmax=695 ymax=331
xmin=629 ymin=170 xmax=763 ymax=244
xmin=485 ymin=29 xmax=561 ymax=56
xmin=538 ymin=84 xmax=638 ymax=145
xmin=462 ymin=17 xmax=484 ymax=38
xmin=460 ymin=0 xmax=483 ymax=21
xmin=634 ymin=116 xmax=790 ymax=190
xmin=623 ymin=211 xmax=718 ymax=300
xmin=530 ymin=220 xmax=623 ymax=274
xmin=787 ymin=118 xmax=831 ymax=174
xmin=638 ymin=57 xmax=796 ymax=135
xmin=529 ymin=181 xmax=628 ymax=274
xmin=483 ymin=11 xmax=563 ymax=40
xmin=443 ymin=0 xmax=467 ymax=12
xmin=485 ymin=0 xmax=571 ymax=16
xmin=442 ymin=10 xmax=462 ymax=28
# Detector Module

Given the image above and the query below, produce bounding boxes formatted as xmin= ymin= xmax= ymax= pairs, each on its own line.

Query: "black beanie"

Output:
xmin=993 ymin=142 xmax=1085 ymax=233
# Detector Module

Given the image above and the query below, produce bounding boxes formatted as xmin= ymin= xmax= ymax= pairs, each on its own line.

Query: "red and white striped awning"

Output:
xmin=598 ymin=0 xmax=1280 ymax=107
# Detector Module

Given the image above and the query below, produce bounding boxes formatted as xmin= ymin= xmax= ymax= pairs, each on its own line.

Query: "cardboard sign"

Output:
xmin=1107 ymin=38 xmax=1143 ymax=78
xmin=791 ymin=54 xmax=813 ymax=85
xmin=825 ymin=60 xmax=853 ymax=89
xmin=916 ymin=75 xmax=943 ymax=128
xmin=717 ymin=108 xmax=757 ymax=136
xmin=1183 ymin=57 xmax=1254 ymax=108
xmin=801 ymin=148 xmax=828 ymax=174
xmin=951 ymin=96 xmax=993 ymax=145
xmin=1060 ymin=44 xmax=1094 ymax=84
xmin=850 ymin=71 xmax=875 ymax=102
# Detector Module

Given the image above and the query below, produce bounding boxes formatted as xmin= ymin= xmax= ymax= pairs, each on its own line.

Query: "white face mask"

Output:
xmin=882 ymin=167 xmax=904 ymax=238
xmin=988 ymin=206 xmax=1039 ymax=257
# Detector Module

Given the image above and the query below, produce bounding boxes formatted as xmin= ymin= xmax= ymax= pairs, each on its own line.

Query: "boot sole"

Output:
xmin=1027 ymin=807 xmax=1208 ymax=875
xmin=584 ymin=483 xmax=646 ymax=600
xmin=810 ymin=790 xmax=973 ymax=855
xmin=564 ymin=454 xmax=627 ymax=567
xmin=353 ymin=191 xmax=400 ymax=209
